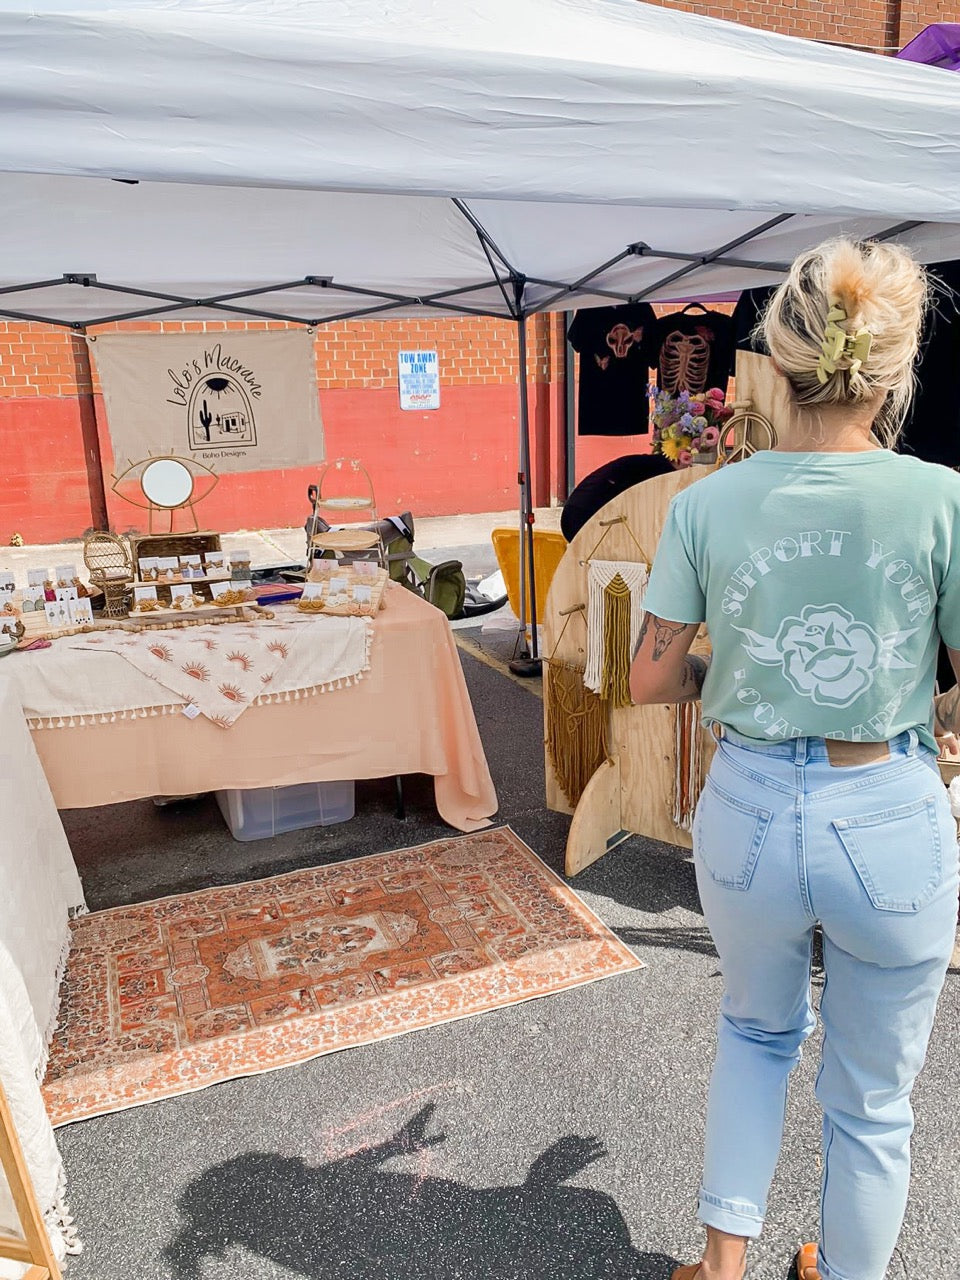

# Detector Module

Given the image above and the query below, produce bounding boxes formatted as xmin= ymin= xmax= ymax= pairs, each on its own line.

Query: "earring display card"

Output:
xmin=68 ymin=597 xmax=94 ymax=625
xmin=55 ymin=587 xmax=79 ymax=603
xmin=55 ymin=564 xmax=78 ymax=587
xmin=28 ymin=569 xmax=48 ymax=588
xmin=134 ymin=585 xmax=159 ymax=604
xmin=0 ymin=573 xmax=14 ymax=594
xmin=204 ymin=552 xmax=229 ymax=578
xmin=44 ymin=599 xmax=71 ymax=628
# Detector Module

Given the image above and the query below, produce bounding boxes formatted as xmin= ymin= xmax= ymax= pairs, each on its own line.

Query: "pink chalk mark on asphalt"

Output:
xmin=314 ymin=1079 xmax=467 ymax=1163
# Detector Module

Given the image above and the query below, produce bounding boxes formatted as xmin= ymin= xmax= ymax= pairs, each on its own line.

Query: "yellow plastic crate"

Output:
xmin=490 ymin=526 xmax=567 ymax=623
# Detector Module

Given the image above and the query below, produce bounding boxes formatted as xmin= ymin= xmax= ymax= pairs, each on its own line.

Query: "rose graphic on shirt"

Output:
xmin=734 ymin=604 xmax=916 ymax=709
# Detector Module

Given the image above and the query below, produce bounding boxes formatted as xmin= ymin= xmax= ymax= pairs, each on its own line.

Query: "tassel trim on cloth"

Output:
xmin=584 ymin=560 xmax=648 ymax=709
xmin=545 ymin=659 xmax=608 ymax=808
xmin=25 ymin=617 xmax=374 ymax=730
xmin=673 ymin=702 xmax=704 ymax=832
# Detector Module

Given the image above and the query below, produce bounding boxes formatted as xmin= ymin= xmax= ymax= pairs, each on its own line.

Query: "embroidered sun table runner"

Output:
xmin=19 ymin=610 xmax=373 ymax=729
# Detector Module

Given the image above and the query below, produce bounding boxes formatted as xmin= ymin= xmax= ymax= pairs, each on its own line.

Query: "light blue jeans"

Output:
xmin=692 ymin=728 xmax=958 ymax=1280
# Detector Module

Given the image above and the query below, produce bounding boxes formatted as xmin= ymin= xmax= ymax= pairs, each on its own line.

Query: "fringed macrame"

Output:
xmin=545 ymin=658 xmax=608 ymax=808
xmin=673 ymin=701 xmax=704 ymax=831
xmin=583 ymin=560 xmax=648 ymax=708
xmin=544 ymin=603 xmax=608 ymax=808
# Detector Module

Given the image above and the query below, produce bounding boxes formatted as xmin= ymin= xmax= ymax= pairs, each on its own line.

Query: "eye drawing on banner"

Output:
xmin=187 ymin=374 xmax=258 ymax=451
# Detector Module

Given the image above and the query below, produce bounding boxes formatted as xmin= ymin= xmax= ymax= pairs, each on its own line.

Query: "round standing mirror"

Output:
xmin=141 ymin=458 xmax=195 ymax=509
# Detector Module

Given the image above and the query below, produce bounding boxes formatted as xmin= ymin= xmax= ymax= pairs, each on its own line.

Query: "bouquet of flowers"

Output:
xmin=649 ymin=385 xmax=734 ymax=466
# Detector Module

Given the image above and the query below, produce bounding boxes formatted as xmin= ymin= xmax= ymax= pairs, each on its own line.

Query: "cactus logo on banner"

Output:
xmin=185 ymin=369 xmax=258 ymax=451
xmin=164 ymin=342 xmax=261 ymax=452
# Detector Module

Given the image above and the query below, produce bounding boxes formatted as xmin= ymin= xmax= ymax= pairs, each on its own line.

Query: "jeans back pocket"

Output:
xmin=694 ymin=776 xmax=773 ymax=890
xmin=831 ymin=795 xmax=943 ymax=913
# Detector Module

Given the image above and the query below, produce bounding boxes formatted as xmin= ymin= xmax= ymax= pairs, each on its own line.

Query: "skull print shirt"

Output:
xmin=568 ymin=304 xmax=657 ymax=436
xmin=653 ymin=307 xmax=734 ymax=397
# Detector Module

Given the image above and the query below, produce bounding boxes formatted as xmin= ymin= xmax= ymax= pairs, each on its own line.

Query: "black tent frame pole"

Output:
xmin=510 ymin=294 xmax=541 ymax=676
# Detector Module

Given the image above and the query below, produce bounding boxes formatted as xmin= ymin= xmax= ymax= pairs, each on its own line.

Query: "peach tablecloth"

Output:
xmin=21 ymin=586 xmax=497 ymax=833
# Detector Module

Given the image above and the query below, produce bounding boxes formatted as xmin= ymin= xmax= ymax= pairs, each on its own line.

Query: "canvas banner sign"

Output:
xmin=90 ymin=331 xmax=324 ymax=474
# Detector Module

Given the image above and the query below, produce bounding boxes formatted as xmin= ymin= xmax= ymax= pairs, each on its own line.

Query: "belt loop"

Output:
xmin=906 ymin=727 xmax=919 ymax=754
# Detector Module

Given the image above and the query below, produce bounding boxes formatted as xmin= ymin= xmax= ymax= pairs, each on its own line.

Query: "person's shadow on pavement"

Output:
xmin=164 ymin=1102 xmax=678 ymax=1279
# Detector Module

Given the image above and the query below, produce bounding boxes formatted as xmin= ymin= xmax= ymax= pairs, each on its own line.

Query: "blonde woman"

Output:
xmin=630 ymin=240 xmax=960 ymax=1280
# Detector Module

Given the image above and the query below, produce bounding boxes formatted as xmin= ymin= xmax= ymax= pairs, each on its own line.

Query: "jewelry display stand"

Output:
xmin=544 ymin=352 xmax=779 ymax=876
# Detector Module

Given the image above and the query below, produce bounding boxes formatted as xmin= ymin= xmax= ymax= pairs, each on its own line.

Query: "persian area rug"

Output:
xmin=42 ymin=827 xmax=640 ymax=1125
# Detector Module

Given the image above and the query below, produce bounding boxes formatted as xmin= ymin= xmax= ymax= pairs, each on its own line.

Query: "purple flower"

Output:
xmin=679 ymin=412 xmax=694 ymax=429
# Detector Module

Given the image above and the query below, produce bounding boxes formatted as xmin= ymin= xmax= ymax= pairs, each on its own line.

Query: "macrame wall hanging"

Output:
xmin=578 ymin=516 xmax=650 ymax=710
xmin=673 ymin=701 xmax=704 ymax=831
xmin=545 ymin=604 xmax=608 ymax=810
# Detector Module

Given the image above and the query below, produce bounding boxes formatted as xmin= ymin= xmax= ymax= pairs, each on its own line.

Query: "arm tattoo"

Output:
xmin=935 ymin=684 xmax=960 ymax=734
xmin=684 ymin=655 xmax=709 ymax=694
xmin=636 ymin=612 xmax=689 ymax=661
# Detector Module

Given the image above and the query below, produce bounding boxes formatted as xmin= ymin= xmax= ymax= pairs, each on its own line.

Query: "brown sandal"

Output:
xmin=795 ymin=1242 xmax=821 ymax=1280
xmin=670 ymin=1268 xmax=702 ymax=1280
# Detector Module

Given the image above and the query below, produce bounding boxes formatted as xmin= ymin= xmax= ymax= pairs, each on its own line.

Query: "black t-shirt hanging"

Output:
xmin=568 ymin=303 xmax=657 ymax=436
xmin=653 ymin=306 xmax=734 ymax=396
xmin=730 ymin=286 xmax=777 ymax=369
xmin=899 ymin=260 xmax=960 ymax=468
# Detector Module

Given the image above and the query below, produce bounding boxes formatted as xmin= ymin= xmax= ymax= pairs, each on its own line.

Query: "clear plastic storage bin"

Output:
xmin=216 ymin=780 xmax=355 ymax=841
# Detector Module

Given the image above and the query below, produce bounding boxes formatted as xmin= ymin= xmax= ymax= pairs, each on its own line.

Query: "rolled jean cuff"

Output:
xmin=697 ymin=1190 xmax=765 ymax=1238
xmin=817 ymin=1257 xmax=856 ymax=1280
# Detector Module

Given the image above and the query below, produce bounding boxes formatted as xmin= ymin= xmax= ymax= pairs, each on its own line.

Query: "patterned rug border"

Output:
xmin=45 ymin=826 xmax=643 ymax=1127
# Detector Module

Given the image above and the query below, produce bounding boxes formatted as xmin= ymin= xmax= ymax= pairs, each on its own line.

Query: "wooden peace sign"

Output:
xmin=717 ymin=409 xmax=776 ymax=463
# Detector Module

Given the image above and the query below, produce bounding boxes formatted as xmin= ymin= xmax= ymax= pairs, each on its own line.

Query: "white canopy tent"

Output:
xmin=2 ymin=0 xmax=960 ymax=658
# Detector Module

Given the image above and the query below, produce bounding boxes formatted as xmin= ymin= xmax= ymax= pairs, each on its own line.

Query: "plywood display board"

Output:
xmin=545 ymin=351 xmax=782 ymax=876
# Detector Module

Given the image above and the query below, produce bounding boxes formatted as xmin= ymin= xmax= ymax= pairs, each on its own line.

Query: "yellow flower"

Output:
xmin=660 ymin=437 xmax=682 ymax=461
xmin=661 ymin=434 xmax=693 ymax=461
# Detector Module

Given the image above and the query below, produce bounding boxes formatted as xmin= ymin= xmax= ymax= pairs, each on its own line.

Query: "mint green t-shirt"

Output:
xmin=643 ymin=450 xmax=960 ymax=750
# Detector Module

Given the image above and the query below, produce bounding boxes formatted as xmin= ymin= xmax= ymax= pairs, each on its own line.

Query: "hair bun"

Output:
xmin=827 ymin=241 xmax=873 ymax=327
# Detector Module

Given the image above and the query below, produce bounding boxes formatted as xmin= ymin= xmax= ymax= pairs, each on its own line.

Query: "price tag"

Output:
xmin=181 ymin=703 xmax=201 ymax=720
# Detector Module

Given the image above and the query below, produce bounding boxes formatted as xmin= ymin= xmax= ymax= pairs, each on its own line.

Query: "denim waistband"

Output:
xmin=714 ymin=724 xmax=922 ymax=762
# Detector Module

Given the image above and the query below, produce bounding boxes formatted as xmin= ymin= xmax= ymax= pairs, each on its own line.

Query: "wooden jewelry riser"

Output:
xmin=545 ymin=352 xmax=782 ymax=876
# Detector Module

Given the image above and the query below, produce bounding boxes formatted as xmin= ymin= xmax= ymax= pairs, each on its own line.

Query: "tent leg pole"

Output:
xmin=510 ymin=313 xmax=541 ymax=678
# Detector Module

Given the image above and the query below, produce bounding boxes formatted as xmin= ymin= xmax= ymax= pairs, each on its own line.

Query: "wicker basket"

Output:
xmin=128 ymin=531 xmax=222 ymax=571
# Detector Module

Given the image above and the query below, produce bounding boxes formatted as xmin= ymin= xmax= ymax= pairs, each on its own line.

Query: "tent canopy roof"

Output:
xmin=2 ymin=0 xmax=960 ymax=326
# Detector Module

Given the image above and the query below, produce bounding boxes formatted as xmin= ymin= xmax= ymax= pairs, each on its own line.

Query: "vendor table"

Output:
xmin=10 ymin=585 xmax=497 ymax=833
